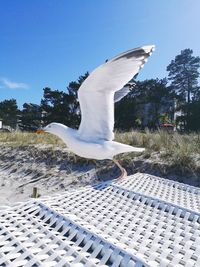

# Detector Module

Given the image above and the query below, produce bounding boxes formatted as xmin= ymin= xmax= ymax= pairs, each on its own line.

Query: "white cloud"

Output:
xmin=0 ymin=77 xmax=29 ymax=89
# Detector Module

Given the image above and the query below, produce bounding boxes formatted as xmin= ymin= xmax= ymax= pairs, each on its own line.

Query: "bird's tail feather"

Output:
xmin=113 ymin=141 xmax=145 ymax=156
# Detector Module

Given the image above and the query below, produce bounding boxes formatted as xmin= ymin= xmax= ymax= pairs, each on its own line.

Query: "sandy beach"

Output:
xmin=0 ymin=144 xmax=199 ymax=206
xmin=0 ymin=145 xmax=99 ymax=205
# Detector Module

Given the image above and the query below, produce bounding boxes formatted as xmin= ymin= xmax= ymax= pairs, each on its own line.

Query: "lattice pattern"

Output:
xmin=116 ymin=173 xmax=200 ymax=213
xmin=0 ymin=173 xmax=200 ymax=267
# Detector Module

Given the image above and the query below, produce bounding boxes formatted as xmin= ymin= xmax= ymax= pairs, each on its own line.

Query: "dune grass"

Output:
xmin=115 ymin=130 xmax=200 ymax=175
xmin=0 ymin=132 xmax=64 ymax=147
xmin=115 ymin=129 xmax=200 ymax=154
xmin=0 ymin=130 xmax=199 ymax=176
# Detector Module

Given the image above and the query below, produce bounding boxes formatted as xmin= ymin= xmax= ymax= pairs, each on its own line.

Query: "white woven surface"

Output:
xmin=0 ymin=173 xmax=200 ymax=267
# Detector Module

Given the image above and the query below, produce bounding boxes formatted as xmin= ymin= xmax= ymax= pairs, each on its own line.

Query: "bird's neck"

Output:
xmin=55 ymin=125 xmax=75 ymax=144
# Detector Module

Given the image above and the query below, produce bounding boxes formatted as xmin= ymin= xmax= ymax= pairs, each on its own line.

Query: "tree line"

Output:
xmin=0 ymin=48 xmax=200 ymax=132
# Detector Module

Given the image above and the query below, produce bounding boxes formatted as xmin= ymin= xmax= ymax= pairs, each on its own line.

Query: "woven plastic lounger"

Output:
xmin=0 ymin=173 xmax=200 ymax=267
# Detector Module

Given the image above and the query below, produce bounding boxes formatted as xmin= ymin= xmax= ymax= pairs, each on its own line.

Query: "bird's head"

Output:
xmin=43 ymin=123 xmax=74 ymax=147
xmin=43 ymin=122 xmax=64 ymax=135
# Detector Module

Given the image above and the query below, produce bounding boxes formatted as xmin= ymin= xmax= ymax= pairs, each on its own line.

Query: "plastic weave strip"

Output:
xmin=115 ymin=173 xmax=200 ymax=213
xmin=0 ymin=173 xmax=200 ymax=267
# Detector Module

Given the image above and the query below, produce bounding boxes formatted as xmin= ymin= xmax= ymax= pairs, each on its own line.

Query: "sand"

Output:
xmin=0 ymin=144 xmax=199 ymax=206
xmin=0 ymin=145 xmax=101 ymax=206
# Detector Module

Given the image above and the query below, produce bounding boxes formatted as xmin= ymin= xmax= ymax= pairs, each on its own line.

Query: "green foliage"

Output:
xmin=135 ymin=118 xmax=142 ymax=126
xmin=186 ymin=98 xmax=200 ymax=131
xmin=0 ymin=49 xmax=200 ymax=132
xmin=41 ymin=87 xmax=79 ymax=128
xmin=41 ymin=73 xmax=88 ymax=128
xmin=20 ymin=103 xmax=42 ymax=131
xmin=115 ymin=97 xmax=137 ymax=130
xmin=115 ymin=79 xmax=175 ymax=130
xmin=159 ymin=113 xmax=174 ymax=124
xmin=67 ymin=72 xmax=89 ymax=97
xmin=0 ymin=99 xmax=19 ymax=128
xmin=167 ymin=49 xmax=200 ymax=131
xmin=167 ymin=48 xmax=200 ymax=103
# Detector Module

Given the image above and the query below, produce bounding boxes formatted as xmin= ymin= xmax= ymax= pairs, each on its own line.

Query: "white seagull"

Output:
xmin=44 ymin=45 xmax=155 ymax=179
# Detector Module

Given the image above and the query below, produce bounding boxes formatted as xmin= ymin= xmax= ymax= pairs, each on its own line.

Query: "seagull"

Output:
xmin=43 ymin=45 xmax=155 ymax=179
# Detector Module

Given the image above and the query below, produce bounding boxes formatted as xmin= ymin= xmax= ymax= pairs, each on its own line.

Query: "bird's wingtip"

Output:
xmin=142 ymin=45 xmax=155 ymax=53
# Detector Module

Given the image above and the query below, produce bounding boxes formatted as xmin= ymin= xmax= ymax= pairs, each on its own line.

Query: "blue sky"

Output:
xmin=0 ymin=0 xmax=200 ymax=108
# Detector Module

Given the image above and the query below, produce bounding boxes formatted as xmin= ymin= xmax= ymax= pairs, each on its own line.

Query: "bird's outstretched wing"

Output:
xmin=78 ymin=45 xmax=155 ymax=141
xmin=114 ymin=82 xmax=136 ymax=102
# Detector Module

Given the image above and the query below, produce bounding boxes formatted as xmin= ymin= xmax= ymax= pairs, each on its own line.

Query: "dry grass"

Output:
xmin=115 ymin=130 xmax=200 ymax=153
xmin=0 ymin=132 xmax=64 ymax=147
xmin=0 ymin=130 xmax=199 ymax=176
xmin=115 ymin=130 xmax=200 ymax=176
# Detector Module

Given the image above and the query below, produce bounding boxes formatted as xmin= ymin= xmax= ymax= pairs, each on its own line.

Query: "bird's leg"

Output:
xmin=113 ymin=159 xmax=127 ymax=180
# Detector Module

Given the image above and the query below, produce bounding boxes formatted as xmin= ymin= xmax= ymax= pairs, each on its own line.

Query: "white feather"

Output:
xmin=44 ymin=45 xmax=155 ymax=160
xmin=78 ymin=45 xmax=155 ymax=142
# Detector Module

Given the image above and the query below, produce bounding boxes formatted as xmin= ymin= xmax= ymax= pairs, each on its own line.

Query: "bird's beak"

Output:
xmin=36 ymin=128 xmax=45 ymax=134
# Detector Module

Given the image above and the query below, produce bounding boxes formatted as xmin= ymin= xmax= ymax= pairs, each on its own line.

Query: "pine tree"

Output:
xmin=20 ymin=103 xmax=42 ymax=131
xmin=115 ymin=79 xmax=175 ymax=130
xmin=167 ymin=49 xmax=200 ymax=103
xmin=0 ymin=99 xmax=19 ymax=129
xmin=40 ymin=73 xmax=89 ymax=128
xmin=167 ymin=49 xmax=200 ymax=130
